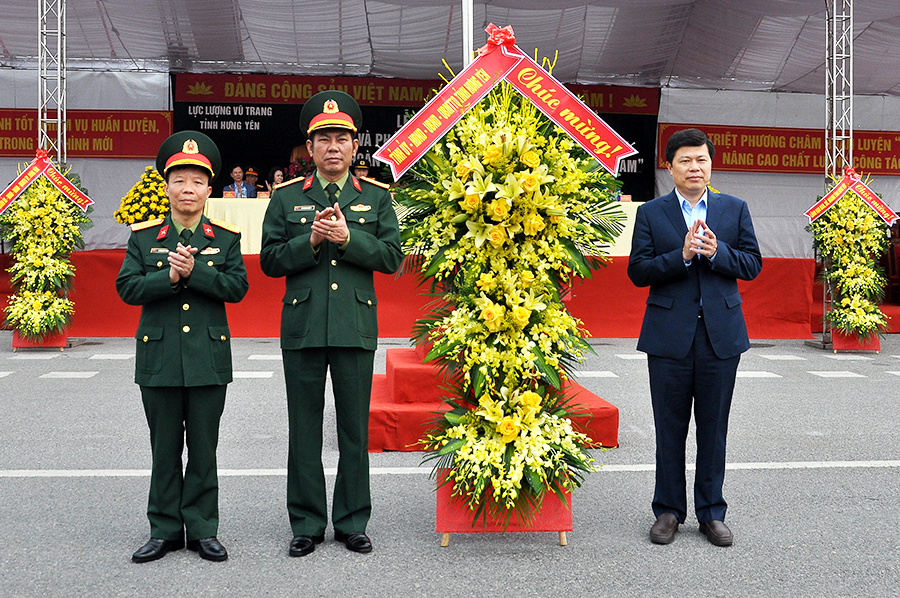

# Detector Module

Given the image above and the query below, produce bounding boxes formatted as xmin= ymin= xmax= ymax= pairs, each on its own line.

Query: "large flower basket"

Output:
xmin=12 ymin=329 xmax=67 ymax=351
xmin=435 ymin=469 xmax=572 ymax=547
xmin=832 ymin=329 xmax=880 ymax=352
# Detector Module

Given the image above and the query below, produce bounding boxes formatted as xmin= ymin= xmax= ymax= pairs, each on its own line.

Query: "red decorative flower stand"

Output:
xmin=831 ymin=330 xmax=880 ymax=353
xmin=435 ymin=470 xmax=573 ymax=547
xmin=11 ymin=330 xmax=68 ymax=351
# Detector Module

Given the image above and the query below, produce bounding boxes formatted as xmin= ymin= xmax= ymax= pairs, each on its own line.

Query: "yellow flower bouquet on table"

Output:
xmin=0 ymin=174 xmax=92 ymax=341
xmin=115 ymin=166 xmax=169 ymax=225
xmin=809 ymin=187 xmax=889 ymax=340
xmin=395 ymin=82 xmax=625 ymax=526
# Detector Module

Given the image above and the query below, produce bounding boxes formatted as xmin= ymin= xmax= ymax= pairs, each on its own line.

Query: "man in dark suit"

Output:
xmin=260 ymin=91 xmax=403 ymax=557
xmin=627 ymin=128 xmax=762 ymax=547
xmin=117 ymin=131 xmax=249 ymax=563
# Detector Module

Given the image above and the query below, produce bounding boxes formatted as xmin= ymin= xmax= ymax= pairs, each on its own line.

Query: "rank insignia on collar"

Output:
xmin=203 ymin=223 xmax=215 ymax=238
xmin=156 ymin=225 xmax=169 ymax=240
xmin=303 ymin=176 xmax=314 ymax=191
xmin=352 ymin=177 xmax=362 ymax=192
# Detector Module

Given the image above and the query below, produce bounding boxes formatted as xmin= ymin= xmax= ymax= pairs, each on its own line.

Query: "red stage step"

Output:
xmin=368 ymin=348 xmax=619 ymax=452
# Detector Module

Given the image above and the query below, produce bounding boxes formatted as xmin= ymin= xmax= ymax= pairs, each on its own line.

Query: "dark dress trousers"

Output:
xmin=627 ymin=190 xmax=761 ymax=523
xmin=116 ymin=214 xmax=248 ymax=541
xmin=260 ymin=173 xmax=403 ymax=537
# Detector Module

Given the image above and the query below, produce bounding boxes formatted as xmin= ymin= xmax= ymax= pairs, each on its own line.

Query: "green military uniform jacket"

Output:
xmin=116 ymin=214 xmax=249 ymax=386
xmin=260 ymin=173 xmax=403 ymax=349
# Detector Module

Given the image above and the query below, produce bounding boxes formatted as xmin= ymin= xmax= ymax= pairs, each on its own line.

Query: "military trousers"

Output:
xmin=140 ymin=384 xmax=227 ymax=541
xmin=282 ymin=346 xmax=374 ymax=537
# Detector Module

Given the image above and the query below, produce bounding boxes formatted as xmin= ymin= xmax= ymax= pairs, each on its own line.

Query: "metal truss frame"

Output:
xmin=38 ymin=0 xmax=66 ymax=163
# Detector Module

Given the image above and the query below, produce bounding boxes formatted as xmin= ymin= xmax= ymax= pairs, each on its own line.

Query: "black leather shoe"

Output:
xmin=186 ymin=537 xmax=228 ymax=562
xmin=131 ymin=537 xmax=185 ymax=563
xmin=289 ymin=534 xmax=325 ymax=557
xmin=334 ymin=530 xmax=373 ymax=554
xmin=699 ymin=520 xmax=733 ymax=546
xmin=649 ymin=513 xmax=679 ymax=544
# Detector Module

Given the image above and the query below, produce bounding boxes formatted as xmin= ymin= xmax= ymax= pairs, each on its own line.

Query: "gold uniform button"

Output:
xmin=182 ymin=325 xmax=190 ymax=333
xmin=207 ymin=260 xmax=214 ymax=266
xmin=292 ymin=298 xmax=298 ymax=305
xmin=358 ymin=217 xmax=366 ymax=224
xmin=331 ymin=282 xmax=338 ymax=290
xmin=142 ymin=335 xmax=149 ymax=342
xmin=367 ymin=300 xmax=372 ymax=305
xmin=182 ymin=303 xmax=189 ymax=311
xmin=220 ymin=335 xmax=227 ymax=341
xmin=331 ymin=259 xmax=337 ymax=266
xmin=156 ymin=261 xmax=163 ymax=267
xmin=300 ymin=217 xmax=307 ymax=224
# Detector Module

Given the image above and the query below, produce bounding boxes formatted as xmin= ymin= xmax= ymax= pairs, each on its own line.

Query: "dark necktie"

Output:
xmin=180 ymin=227 xmax=192 ymax=246
xmin=325 ymin=182 xmax=338 ymax=204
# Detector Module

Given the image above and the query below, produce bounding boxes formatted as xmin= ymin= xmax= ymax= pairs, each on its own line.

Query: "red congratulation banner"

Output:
xmin=374 ymin=24 xmax=637 ymax=180
xmin=805 ymin=167 xmax=897 ymax=225
xmin=0 ymin=150 xmax=94 ymax=215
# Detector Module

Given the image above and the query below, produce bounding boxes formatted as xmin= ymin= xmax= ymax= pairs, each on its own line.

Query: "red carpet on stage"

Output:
xmin=0 ymin=250 xmax=829 ymax=339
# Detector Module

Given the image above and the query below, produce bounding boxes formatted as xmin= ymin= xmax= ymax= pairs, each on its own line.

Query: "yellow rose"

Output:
xmin=497 ymin=416 xmax=520 ymax=443
xmin=519 ymin=171 xmax=542 ymax=193
xmin=459 ymin=193 xmax=481 ymax=211
xmin=487 ymin=225 xmax=507 ymax=248
xmin=523 ymin=213 xmax=545 ymax=236
xmin=488 ymin=198 xmax=510 ymax=221
xmin=481 ymin=302 xmax=505 ymax=332
xmin=520 ymin=150 xmax=541 ymax=169
xmin=483 ymin=145 xmax=503 ymax=164
xmin=520 ymin=270 xmax=535 ymax=287
xmin=476 ymin=272 xmax=495 ymax=291
xmin=511 ymin=305 xmax=531 ymax=328
xmin=455 ymin=159 xmax=474 ymax=180
xmin=519 ymin=390 xmax=542 ymax=415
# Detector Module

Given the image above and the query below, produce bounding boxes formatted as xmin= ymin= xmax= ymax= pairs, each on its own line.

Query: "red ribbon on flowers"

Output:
xmin=805 ymin=166 xmax=897 ymax=225
xmin=375 ymin=24 xmax=637 ymax=181
xmin=0 ymin=149 xmax=94 ymax=215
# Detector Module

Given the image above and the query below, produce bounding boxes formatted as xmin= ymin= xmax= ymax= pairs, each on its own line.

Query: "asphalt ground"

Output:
xmin=1 ymin=330 xmax=899 ymax=597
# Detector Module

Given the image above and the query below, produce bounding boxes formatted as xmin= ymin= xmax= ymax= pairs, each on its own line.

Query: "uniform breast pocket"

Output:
xmin=282 ymin=288 xmax=312 ymax=339
xmin=143 ymin=254 xmax=169 ymax=272
xmin=135 ymin=326 xmax=164 ymax=375
xmin=355 ymin=288 xmax=378 ymax=339
xmin=198 ymin=251 xmax=225 ymax=270
xmin=286 ymin=211 xmax=315 ymax=234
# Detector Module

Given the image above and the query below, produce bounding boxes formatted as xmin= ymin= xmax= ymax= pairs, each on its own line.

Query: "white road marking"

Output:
xmin=758 ymin=355 xmax=806 ymax=361
xmin=9 ymin=354 xmax=58 ymax=360
xmin=736 ymin=371 xmax=782 ymax=378
xmin=615 ymin=354 xmax=646 ymax=360
xmin=807 ymin=371 xmax=866 ymax=378
xmin=824 ymin=354 xmax=874 ymax=361
xmin=39 ymin=371 xmax=98 ymax=379
xmin=249 ymin=355 xmax=282 ymax=361
xmin=0 ymin=372 xmax=11 ymax=378
xmin=90 ymin=354 xmax=134 ymax=360
xmin=233 ymin=371 xmax=275 ymax=378
xmin=577 ymin=371 xmax=619 ymax=378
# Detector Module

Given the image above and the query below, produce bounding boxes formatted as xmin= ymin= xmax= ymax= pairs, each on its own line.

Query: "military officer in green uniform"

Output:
xmin=117 ymin=131 xmax=249 ymax=563
xmin=261 ymin=91 xmax=403 ymax=557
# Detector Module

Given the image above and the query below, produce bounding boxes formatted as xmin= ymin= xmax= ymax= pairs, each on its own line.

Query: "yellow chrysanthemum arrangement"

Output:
xmin=115 ymin=166 xmax=169 ymax=224
xmin=0 ymin=172 xmax=92 ymax=341
xmin=810 ymin=184 xmax=889 ymax=340
xmin=395 ymin=82 xmax=625 ymax=525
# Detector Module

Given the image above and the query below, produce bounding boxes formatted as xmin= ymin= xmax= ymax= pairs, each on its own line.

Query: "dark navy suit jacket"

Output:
xmin=627 ymin=190 xmax=762 ymax=360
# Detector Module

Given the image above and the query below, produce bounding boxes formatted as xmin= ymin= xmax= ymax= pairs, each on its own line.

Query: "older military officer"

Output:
xmin=117 ymin=131 xmax=249 ymax=563
xmin=261 ymin=91 xmax=403 ymax=557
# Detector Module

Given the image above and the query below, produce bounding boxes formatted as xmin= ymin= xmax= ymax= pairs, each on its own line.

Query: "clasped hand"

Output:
xmin=683 ymin=219 xmax=718 ymax=261
xmin=310 ymin=203 xmax=349 ymax=247
xmin=168 ymin=243 xmax=198 ymax=283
